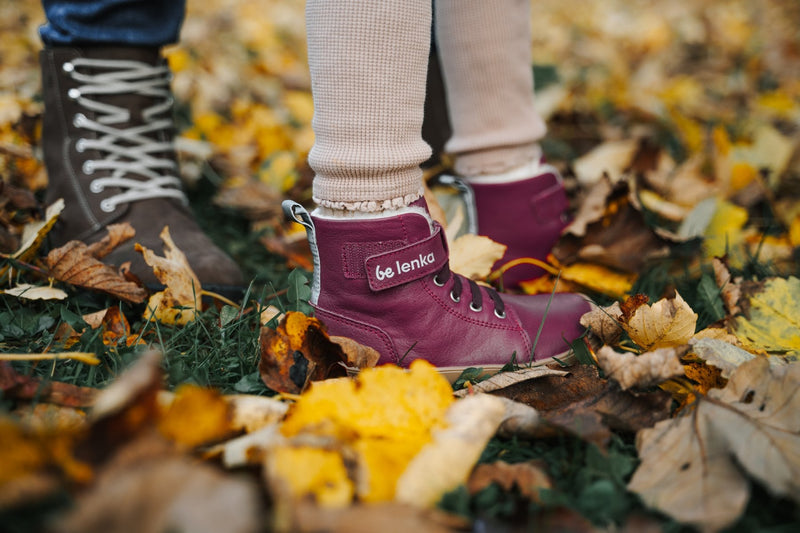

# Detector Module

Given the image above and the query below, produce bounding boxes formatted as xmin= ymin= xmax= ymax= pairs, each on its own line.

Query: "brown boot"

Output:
xmin=40 ymin=46 xmax=244 ymax=295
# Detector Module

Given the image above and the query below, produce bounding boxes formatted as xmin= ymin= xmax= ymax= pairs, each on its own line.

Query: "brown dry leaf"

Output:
xmin=712 ymin=257 xmax=742 ymax=315
xmin=287 ymin=502 xmax=465 ymax=533
xmin=629 ymin=358 xmax=800 ymax=532
xmin=621 ymin=291 xmax=698 ymax=350
xmin=580 ymin=301 xmax=624 ymax=346
xmin=85 ymin=222 xmax=136 ymax=260
xmin=0 ymin=361 xmax=97 ymax=408
xmin=258 ymin=311 xmax=347 ymax=394
xmin=330 ymin=335 xmax=380 ymax=370
xmin=136 ymin=226 xmax=202 ymax=325
xmin=58 ymin=445 xmax=261 ymax=533
xmin=46 ymin=240 xmax=147 ymax=304
xmin=448 ymin=233 xmax=506 ymax=280
xmin=554 ymin=184 xmax=670 ymax=273
xmin=689 ymin=338 xmax=756 ymax=378
xmin=453 ymin=366 xmax=568 ymax=398
xmin=490 ymin=364 xmax=672 ymax=449
xmin=7 ymin=198 xmax=64 ymax=266
xmin=596 ymin=345 xmax=687 ymax=390
xmin=467 ymin=460 xmax=552 ymax=501
xmin=213 ymin=177 xmax=282 ymax=223
xmin=395 ymin=393 xmax=506 ymax=508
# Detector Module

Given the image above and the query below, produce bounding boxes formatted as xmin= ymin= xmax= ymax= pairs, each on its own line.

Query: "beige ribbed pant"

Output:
xmin=308 ymin=0 xmax=545 ymax=212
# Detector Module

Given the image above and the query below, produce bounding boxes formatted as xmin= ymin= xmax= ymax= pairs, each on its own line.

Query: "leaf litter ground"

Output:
xmin=2 ymin=0 xmax=800 ymax=531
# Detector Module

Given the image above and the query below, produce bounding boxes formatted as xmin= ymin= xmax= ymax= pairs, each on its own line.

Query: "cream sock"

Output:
xmin=306 ymin=0 xmax=431 ymax=214
xmin=435 ymin=0 xmax=547 ymax=178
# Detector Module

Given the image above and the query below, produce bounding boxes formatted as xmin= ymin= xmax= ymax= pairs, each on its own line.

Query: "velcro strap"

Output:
xmin=365 ymin=222 xmax=448 ymax=291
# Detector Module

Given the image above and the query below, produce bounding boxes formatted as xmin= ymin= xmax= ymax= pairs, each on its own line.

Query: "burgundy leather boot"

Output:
xmin=41 ymin=46 xmax=244 ymax=296
xmin=284 ymin=199 xmax=589 ymax=381
xmin=467 ymin=161 xmax=570 ymax=289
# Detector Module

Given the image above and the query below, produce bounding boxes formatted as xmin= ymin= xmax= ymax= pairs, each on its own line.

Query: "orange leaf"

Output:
xmin=258 ymin=311 xmax=347 ymax=394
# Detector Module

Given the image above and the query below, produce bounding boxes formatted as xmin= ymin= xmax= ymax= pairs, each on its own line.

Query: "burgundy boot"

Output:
xmin=284 ymin=199 xmax=589 ymax=381
xmin=466 ymin=161 xmax=570 ymax=289
xmin=41 ymin=46 xmax=244 ymax=296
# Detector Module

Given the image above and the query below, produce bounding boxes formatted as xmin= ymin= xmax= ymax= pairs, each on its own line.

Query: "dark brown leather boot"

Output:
xmin=41 ymin=46 xmax=244 ymax=296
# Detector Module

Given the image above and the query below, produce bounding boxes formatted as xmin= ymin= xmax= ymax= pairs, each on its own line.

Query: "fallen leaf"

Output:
xmin=580 ymin=301 xmax=624 ymax=346
xmin=448 ymin=233 xmax=506 ymax=280
xmin=395 ymin=393 xmax=506 ymax=508
xmin=453 ymin=366 xmax=568 ymax=397
xmin=279 ymin=360 xmax=454 ymax=504
xmin=596 ymin=345 xmax=687 ymax=390
xmin=59 ymin=446 xmax=261 ymax=533
xmin=2 ymin=283 xmax=67 ymax=300
xmin=712 ymin=257 xmax=742 ymax=315
xmin=489 ymin=365 xmax=672 ymax=449
xmin=287 ymin=502 xmax=464 ymax=533
xmin=46 ymin=240 xmax=147 ymax=304
xmin=0 ymin=361 xmax=97 ymax=407
xmin=621 ymin=292 xmax=698 ymax=351
xmin=734 ymin=276 xmax=800 ymax=359
xmin=136 ymin=226 xmax=202 ymax=325
xmin=157 ymin=385 xmax=233 ymax=449
xmin=467 ymin=460 xmax=552 ymax=501
xmin=8 ymin=198 xmax=64 ymax=265
xmin=84 ymin=222 xmax=136 ymax=260
xmin=629 ymin=358 xmax=800 ymax=532
xmin=689 ymin=338 xmax=756 ymax=378
xmin=267 ymin=445 xmax=354 ymax=508
xmin=330 ymin=335 xmax=380 ymax=370
xmin=572 ymin=138 xmax=639 ymax=185
xmin=258 ymin=311 xmax=348 ymax=394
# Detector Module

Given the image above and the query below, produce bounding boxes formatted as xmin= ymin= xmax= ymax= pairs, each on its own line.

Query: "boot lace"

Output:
xmin=63 ymin=57 xmax=187 ymax=213
xmin=432 ymin=264 xmax=506 ymax=319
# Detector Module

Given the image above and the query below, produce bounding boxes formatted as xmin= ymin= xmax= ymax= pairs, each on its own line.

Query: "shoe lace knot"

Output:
xmin=433 ymin=263 xmax=506 ymax=319
xmin=63 ymin=57 xmax=187 ymax=213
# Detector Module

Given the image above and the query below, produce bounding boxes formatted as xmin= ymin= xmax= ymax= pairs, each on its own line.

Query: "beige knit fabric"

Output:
xmin=307 ymin=0 xmax=431 ymax=212
xmin=436 ymin=0 xmax=546 ymax=177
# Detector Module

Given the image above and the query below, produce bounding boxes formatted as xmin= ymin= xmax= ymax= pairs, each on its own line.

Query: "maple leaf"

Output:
xmin=136 ymin=226 xmax=202 ymax=325
xmin=448 ymin=233 xmax=506 ymax=280
xmin=629 ymin=358 xmax=800 ymax=532
xmin=620 ymin=292 xmax=698 ymax=351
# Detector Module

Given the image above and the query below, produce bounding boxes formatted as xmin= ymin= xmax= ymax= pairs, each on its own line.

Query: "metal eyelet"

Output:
xmin=494 ymin=309 xmax=507 ymax=319
xmin=62 ymin=62 xmax=74 ymax=73
xmin=100 ymin=199 xmax=115 ymax=213
xmin=450 ymin=291 xmax=460 ymax=303
xmin=68 ymin=88 xmax=81 ymax=99
xmin=433 ymin=275 xmax=445 ymax=287
xmin=82 ymin=161 xmax=95 ymax=175
xmin=469 ymin=302 xmax=482 ymax=312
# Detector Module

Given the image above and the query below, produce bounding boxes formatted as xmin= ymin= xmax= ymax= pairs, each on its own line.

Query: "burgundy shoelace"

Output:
xmin=433 ymin=263 xmax=506 ymax=318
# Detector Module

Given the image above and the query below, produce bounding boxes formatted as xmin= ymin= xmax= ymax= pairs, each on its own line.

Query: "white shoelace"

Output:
xmin=64 ymin=57 xmax=187 ymax=213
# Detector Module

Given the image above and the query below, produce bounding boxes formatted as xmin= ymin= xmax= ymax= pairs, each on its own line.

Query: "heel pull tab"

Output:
xmin=281 ymin=200 xmax=320 ymax=304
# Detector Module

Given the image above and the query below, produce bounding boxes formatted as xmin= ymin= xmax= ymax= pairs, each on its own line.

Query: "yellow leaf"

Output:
xmin=703 ymin=199 xmax=747 ymax=262
xmin=448 ymin=234 xmax=506 ymax=280
xmin=734 ymin=276 xmax=800 ymax=359
xmin=622 ymin=292 xmax=698 ymax=351
xmin=267 ymin=446 xmax=354 ymax=508
xmin=559 ymin=262 xmax=636 ymax=299
xmin=789 ymin=215 xmax=800 ymax=248
xmin=158 ymin=385 xmax=232 ymax=448
xmin=0 ymin=199 xmax=64 ymax=283
xmin=279 ymin=360 xmax=454 ymax=503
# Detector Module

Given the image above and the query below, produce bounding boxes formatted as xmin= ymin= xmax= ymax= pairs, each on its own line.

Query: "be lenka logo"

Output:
xmin=375 ymin=252 xmax=435 ymax=281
